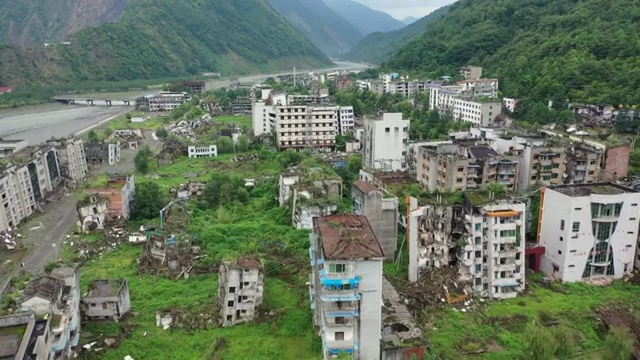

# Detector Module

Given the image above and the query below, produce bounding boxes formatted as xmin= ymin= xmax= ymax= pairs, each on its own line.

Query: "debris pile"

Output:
xmin=165 ymin=114 xmax=212 ymax=142
xmin=158 ymin=137 xmax=188 ymax=162
xmin=155 ymin=304 xmax=220 ymax=331
xmin=397 ymin=267 xmax=473 ymax=316
xmin=138 ymin=232 xmax=200 ymax=279
xmin=0 ymin=231 xmax=18 ymax=250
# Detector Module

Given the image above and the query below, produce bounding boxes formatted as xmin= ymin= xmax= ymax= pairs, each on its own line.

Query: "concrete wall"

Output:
xmin=363 ymin=114 xmax=410 ymax=171
xmin=354 ymin=189 xmax=398 ymax=261
xmin=354 ymin=259 xmax=383 ymax=360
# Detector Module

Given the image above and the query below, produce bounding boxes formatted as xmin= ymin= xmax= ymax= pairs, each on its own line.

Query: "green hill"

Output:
xmin=384 ymin=0 xmax=640 ymax=105
xmin=268 ymin=0 xmax=364 ymax=56
xmin=322 ymin=0 xmax=405 ymax=36
xmin=343 ymin=5 xmax=451 ymax=64
xmin=0 ymin=0 xmax=332 ymax=86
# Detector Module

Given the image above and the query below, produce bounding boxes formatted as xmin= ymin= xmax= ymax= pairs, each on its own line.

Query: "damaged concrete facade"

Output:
xmin=46 ymin=138 xmax=88 ymax=183
xmin=407 ymin=194 xmax=526 ymax=300
xmin=85 ymin=141 xmax=120 ymax=166
xmin=309 ymin=215 xmax=385 ymax=360
xmin=82 ymin=279 xmax=132 ymax=321
xmin=417 ymin=143 xmax=519 ymax=192
xmin=18 ymin=266 xmax=81 ymax=360
xmin=278 ymin=167 xmax=342 ymax=230
xmin=352 ymin=180 xmax=399 ymax=261
xmin=218 ymin=258 xmax=264 ymax=327
xmin=87 ymin=174 xmax=136 ymax=220
xmin=76 ymin=195 xmax=109 ymax=233
xmin=0 ymin=313 xmax=52 ymax=360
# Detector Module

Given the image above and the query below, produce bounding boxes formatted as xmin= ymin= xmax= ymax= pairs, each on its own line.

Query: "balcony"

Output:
xmin=325 ymin=317 xmax=356 ymax=327
xmin=324 ymin=308 xmax=359 ymax=318
xmin=320 ymin=270 xmax=360 ymax=286
xmin=320 ymin=288 xmax=361 ymax=302
xmin=497 ymin=263 xmax=517 ymax=272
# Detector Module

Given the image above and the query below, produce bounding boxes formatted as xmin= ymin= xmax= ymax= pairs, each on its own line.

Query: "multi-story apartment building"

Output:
xmin=457 ymin=79 xmax=499 ymax=99
xmin=19 ymin=266 xmax=81 ymax=360
xmin=219 ymin=258 xmax=264 ymax=327
xmin=518 ymin=143 xmax=566 ymax=189
xmin=452 ymin=99 xmax=502 ymax=127
xmin=417 ymin=143 xmax=519 ymax=192
xmin=352 ymin=180 xmax=399 ymax=261
xmin=460 ymin=66 xmax=483 ymax=80
xmin=309 ymin=214 xmax=385 ymax=360
xmin=0 ymin=164 xmax=38 ymax=230
xmin=407 ymin=193 xmax=526 ymax=300
xmin=503 ymin=98 xmax=518 ymax=113
xmin=137 ymin=91 xmax=190 ymax=112
xmin=270 ymin=105 xmax=337 ymax=151
xmin=46 ymin=138 xmax=88 ymax=183
xmin=252 ymin=101 xmax=273 ymax=136
xmin=335 ymin=106 xmax=355 ymax=135
xmin=538 ymin=183 xmax=640 ymax=282
xmin=85 ymin=141 xmax=120 ymax=165
xmin=288 ymin=94 xmax=330 ymax=106
xmin=428 ymin=85 xmax=463 ymax=111
xmin=363 ymin=113 xmax=410 ymax=171
xmin=0 ymin=313 xmax=52 ymax=360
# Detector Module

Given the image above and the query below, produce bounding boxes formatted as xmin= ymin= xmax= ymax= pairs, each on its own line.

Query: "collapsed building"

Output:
xmin=86 ymin=174 xmax=136 ymax=221
xmin=85 ymin=141 xmax=121 ymax=165
xmin=218 ymin=258 xmax=264 ymax=327
xmin=278 ymin=165 xmax=342 ymax=229
xmin=76 ymin=195 xmax=109 ymax=233
xmin=407 ymin=191 xmax=526 ymax=300
xmin=82 ymin=279 xmax=132 ymax=321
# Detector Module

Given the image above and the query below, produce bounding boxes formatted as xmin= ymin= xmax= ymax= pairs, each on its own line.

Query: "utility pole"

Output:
xmin=293 ymin=67 xmax=296 ymax=87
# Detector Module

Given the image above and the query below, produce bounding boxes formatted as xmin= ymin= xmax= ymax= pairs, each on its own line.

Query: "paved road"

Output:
xmin=0 ymin=105 xmax=129 ymax=145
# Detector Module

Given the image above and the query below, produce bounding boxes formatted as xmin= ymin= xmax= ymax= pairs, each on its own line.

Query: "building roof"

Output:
xmin=19 ymin=276 xmax=65 ymax=304
xmin=352 ymin=180 xmax=379 ymax=194
xmin=0 ymin=86 xmax=13 ymax=93
xmin=237 ymin=257 xmax=261 ymax=269
xmin=549 ymin=183 xmax=637 ymax=197
xmin=372 ymin=171 xmax=416 ymax=186
xmin=0 ymin=314 xmax=31 ymax=358
xmin=84 ymin=279 xmax=126 ymax=299
xmin=468 ymin=146 xmax=498 ymax=159
xmin=315 ymin=215 xmax=384 ymax=260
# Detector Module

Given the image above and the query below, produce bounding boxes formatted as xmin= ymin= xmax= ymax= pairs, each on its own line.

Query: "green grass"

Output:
xmin=97 ymin=114 xmax=168 ymax=140
xmin=78 ymin=244 xmax=319 ymax=360
xmin=425 ymin=279 xmax=640 ymax=359
xmin=212 ymin=115 xmax=252 ymax=129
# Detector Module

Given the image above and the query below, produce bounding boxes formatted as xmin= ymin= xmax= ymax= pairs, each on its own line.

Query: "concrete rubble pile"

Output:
xmin=155 ymin=304 xmax=220 ymax=331
xmin=165 ymin=114 xmax=212 ymax=142
xmin=0 ymin=231 xmax=18 ymax=250
xmin=397 ymin=267 xmax=473 ymax=316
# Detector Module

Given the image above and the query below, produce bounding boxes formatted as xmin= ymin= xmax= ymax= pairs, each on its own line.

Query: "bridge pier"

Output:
xmin=124 ymin=100 xmax=130 ymax=106
xmin=106 ymin=100 xmax=112 ymax=106
xmin=88 ymin=99 xmax=94 ymax=106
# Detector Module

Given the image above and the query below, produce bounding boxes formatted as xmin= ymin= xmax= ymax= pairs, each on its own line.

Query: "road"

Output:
xmin=0 ymin=105 xmax=128 ymax=144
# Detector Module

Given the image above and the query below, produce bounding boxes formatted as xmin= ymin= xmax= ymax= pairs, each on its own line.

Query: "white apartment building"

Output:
xmin=407 ymin=195 xmax=526 ymax=299
xmin=428 ymin=85 xmax=463 ymax=111
xmin=270 ymin=105 xmax=337 ymax=151
xmin=363 ymin=113 xmax=410 ymax=171
xmin=503 ymin=98 xmax=518 ymax=113
xmin=539 ymin=183 xmax=640 ymax=282
xmin=309 ymin=215 xmax=384 ymax=360
xmin=452 ymin=99 xmax=502 ymax=127
xmin=46 ymin=138 xmax=88 ymax=183
xmin=335 ymin=106 xmax=355 ymax=135
xmin=252 ymin=101 xmax=273 ymax=136
xmin=460 ymin=66 xmax=483 ymax=80
xmin=138 ymin=91 xmax=190 ymax=112
xmin=219 ymin=258 xmax=264 ymax=327
xmin=188 ymin=145 xmax=218 ymax=158
xmin=457 ymin=79 xmax=499 ymax=99
xmin=0 ymin=164 xmax=38 ymax=231
xmin=0 ymin=139 xmax=28 ymax=158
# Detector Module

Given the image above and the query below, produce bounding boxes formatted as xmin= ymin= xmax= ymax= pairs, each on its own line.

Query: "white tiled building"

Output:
xmin=539 ymin=183 xmax=640 ymax=282
xmin=138 ymin=92 xmax=190 ymax=112
xmin=452 ymin=99 xmax=502 ymax=127
xmin=362 ymin=113 xmax=410 ymax=171
xmin=188 ymin=145 xmax=218 ymax=158
xmin=270 ymin=105 xmax=337 ymax=151
xmin=309 ymin=215 xmax=384 ymax=360
xmin=252 ymin=101 xmax=273 ymax=136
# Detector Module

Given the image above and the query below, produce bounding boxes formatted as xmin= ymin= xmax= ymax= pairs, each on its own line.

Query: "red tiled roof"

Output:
xmin=0 ymin=87 xmax=13 ymax=94
xmin=314 ymin=215 xmax=384 ymax=260
xmin=237 ymin=257 xmax=260 ymax=269
xmin=352 ymin=180 xmax=379 ymax=194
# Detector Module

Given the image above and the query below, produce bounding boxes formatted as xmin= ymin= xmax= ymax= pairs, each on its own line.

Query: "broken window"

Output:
xmin=102 ymin=303 xmax=108 ymax=310
xmin=227 ymin=301 xmax=234 ymax=307
xmin=475 ymin=251 xmax=481 ymax=258
xmin=226 ymin=315 xmax=233 ymax=321
xmin=244 ymin=282 xmax=249 ymax=286
xmin=474 ymin=237 xmax=481 ymax=245
xmin=560 ymin=220 xmax=565 ymax=230
xmin=572 ymin=222 xmax=580 ymax=232
xmin=241 ymin=310 xmax=247 ymax=314
xmin=329 ymin=264 xmax=346 ymax=273
xmin=242 ymin=296 xmax=248 ymax=301
xmin=335 ymin=317 xmax=346 ymax=324
xmin=335 ymin=332 xmax=345 ymax=341
xmin=229 ymin=287 xmax=236 ymax=293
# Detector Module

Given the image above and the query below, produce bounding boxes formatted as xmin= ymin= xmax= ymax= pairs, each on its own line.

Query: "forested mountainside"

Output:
xmin=0 ymin=0 xmax=128 ymax=48
xmin=0 ymin=0 xmax=332 ymax=86
xmin=268 ymin=0 xmax=364 ymax=56
xmin=385 ymin=0 xmax=640 ymax=105
xmin=344 ymin=5 xmax=451 ymax=64
xmin=322 ymin=0 xmax=405 ymax=36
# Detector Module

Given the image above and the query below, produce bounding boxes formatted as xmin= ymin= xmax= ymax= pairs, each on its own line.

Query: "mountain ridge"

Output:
xmin=322 ymin=0 xmax=405 ymax=36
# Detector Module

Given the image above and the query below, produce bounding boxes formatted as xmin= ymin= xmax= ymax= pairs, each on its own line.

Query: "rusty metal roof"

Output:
xmin=352 ymin=180 xmax=379 ymax=194
xmin=314 ymin=215 xmax=384 ymax=260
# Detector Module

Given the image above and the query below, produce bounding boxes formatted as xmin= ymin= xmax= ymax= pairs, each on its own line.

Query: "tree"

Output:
xmin=277 ymin=149 xmax=304 ymax=167
xmin=134 ymin=146 xmax=154 ymax=174
xmin=202 ymin=173 xmax=249 ymax=209
xmin=186 ymin=106 xmax=205 ymax=120
xmin=125 ymin=113 xmax=132 ymax=121
xmin=103 ymin=127 xmax=114 ymax=139
xmin=87 ymin=130 xmax=99 ymax=143
xmin=156 ymin=127 xmax=169 ymax=139
xmin=216 ymin=136 xmax=234 ymax=154
xmin=603 ymin=327 xmax=634 ymax=360
xmin=488 ymin=182 xmax=507 ymax=197
xmin=131 ymin=182 xmax=165 ymax=220
xmin=237 ymin=135 xmax=250 ymax=152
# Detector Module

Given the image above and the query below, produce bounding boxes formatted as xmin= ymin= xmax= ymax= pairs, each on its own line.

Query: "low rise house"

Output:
xmin=76 ymin=195 xmax=109 ymax=233
xmin=219 ymin=258 xmax=264 ymax=327
xmin=0 ymin=313 xmax=52 ymax=360
xmin=19 ymin=266 xmax=81 ymax=359
xmin=309 ymin=214 xmax=385 ymax=360
xmin=85 ymin=141 xmax=120 ymax=165
xmin=87 ymin=174 xmax=136 ymax=220
xmin=187 ymin=145 xmax=217 ymax=158
xmin=137 ymin=92 xmax=190 ymax=112
xmin=82 ymin=279 xmax=132 ymax=321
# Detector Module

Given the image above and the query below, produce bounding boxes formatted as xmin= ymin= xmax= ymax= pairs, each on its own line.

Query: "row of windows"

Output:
xmin=384 ymin=127 xmax=408 ymax=133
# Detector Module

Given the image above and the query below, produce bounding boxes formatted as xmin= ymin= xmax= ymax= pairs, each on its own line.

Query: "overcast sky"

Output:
xmin=353 ymin=0 xmax=457 ymax=20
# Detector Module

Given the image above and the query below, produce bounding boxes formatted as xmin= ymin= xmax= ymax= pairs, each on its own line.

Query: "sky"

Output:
xmin=352 ymin=0 xmax=457 ymax=20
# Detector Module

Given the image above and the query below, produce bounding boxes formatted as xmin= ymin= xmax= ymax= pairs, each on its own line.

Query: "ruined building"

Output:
xmin=82 ymin=279 xmax=132 ymax=321
xmin=87 ymin=174 xmax=136 ymax=220
xmin=46 ymin=137 xmax=88 ymax=183
xmin=218 ymin=258 xmax=264 ymax=327
xmin=85 ymin=141 xmax=120 ymax=165
xmin=407 ymin=192 xmax=526 ymax=300
xmin=0 ymin=313 xmax=52 ymax=360
xmin=278 ymin=166 xmax=342 ymax=230
xmin=309 ymin=215 xmax=385 ymax=360
xmin=76 ymin=195 xmax=109 ymax=233
xmin=352 ymin=180 xmax=399 ymax=261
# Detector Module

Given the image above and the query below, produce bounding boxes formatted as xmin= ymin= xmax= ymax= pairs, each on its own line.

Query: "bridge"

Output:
xmin=53 ymin=98 xmax=137 ymax=106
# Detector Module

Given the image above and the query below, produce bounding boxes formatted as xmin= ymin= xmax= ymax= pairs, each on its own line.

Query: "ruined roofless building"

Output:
xmin=218 ymin=258 xmax=264 ymax=327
